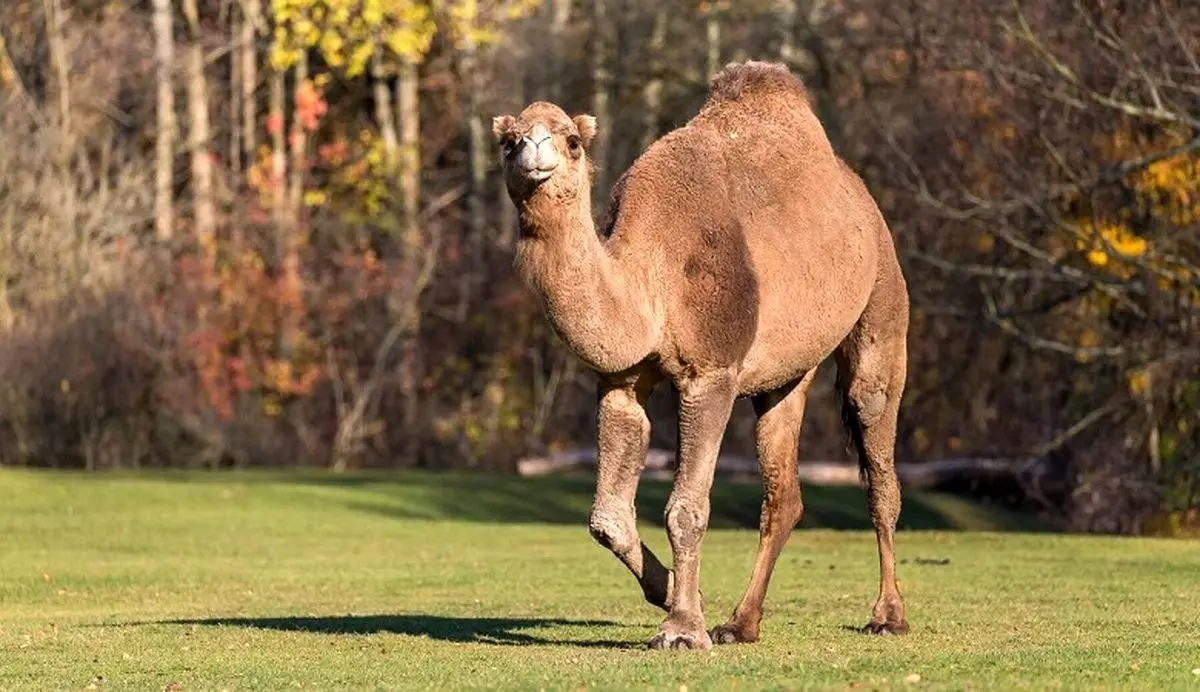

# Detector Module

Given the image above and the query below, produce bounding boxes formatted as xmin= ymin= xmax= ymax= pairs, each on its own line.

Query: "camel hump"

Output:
xmin=707 ymin=61 xmax=811 ymax=106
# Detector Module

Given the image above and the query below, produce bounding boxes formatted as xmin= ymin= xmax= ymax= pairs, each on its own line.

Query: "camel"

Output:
xmin=492 ymin=61 xmax=910 ymax=650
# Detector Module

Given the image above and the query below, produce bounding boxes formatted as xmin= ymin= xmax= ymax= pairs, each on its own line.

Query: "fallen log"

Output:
xmin=516 ymin=448 xmax=1064 ymax=501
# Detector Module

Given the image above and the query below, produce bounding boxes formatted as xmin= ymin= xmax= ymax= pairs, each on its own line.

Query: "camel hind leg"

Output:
xmin=710 ymin=370 xmax=815 ymax=645
xmin=835 ymin=263 xmax=910 ymax=635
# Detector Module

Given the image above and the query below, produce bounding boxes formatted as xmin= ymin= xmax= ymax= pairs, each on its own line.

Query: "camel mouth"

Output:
xmin=512 ymin=164 xmax=556 ymax=184
xmin=522 ymin=167 xmax=555 ymax=182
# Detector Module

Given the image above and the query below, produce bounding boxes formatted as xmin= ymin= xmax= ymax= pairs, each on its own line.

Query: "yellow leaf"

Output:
xmin=1128 ymin=369 xmax=1150 ymax=397
xmin=1087 ymin=249 xmax=1109 ymax=267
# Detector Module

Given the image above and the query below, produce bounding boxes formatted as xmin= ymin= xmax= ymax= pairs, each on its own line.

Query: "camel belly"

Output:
xmin=735 ymin=219 xmax=878 ymax=395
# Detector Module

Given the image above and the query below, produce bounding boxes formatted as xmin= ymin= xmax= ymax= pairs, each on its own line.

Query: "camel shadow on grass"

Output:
xmin=160 ymin=614 xmax=641 ymax=648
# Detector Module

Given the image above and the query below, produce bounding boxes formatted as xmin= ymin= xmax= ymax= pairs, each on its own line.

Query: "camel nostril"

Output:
xmin=510 ymin=136 xmax=559 ymax=178
xmin=529 ymin=124 xmax=552 ymax=146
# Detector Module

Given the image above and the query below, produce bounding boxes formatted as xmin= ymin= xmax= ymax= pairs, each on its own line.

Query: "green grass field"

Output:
xmin=1 ymin=469 xmax=1198 ymax=691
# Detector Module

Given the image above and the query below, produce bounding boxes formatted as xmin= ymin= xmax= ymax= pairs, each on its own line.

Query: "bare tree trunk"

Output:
xmin=152 ymin=0 xmax=175 ymax=240
xmin=267 ymin=62 xmax=288 ymax=429
xmin=43 ymin=0 xmax=70 ymax=135
xmin=241 ymin=0 xmax=259 ymax=177
xmin=228 ymin=7 xmax=242 ymax=179
xmin=776 ymin=0 xmax=797 ymax=67
xmin=372 ymin=49 xmax=398 ymax=167
xmin=590 ymin=0 xmax=612 ymax=211
xmin=43 ymin=0 xmax=77 ymax=258
xmin=269 ymin=68 xmax=286 ymax=231
xmin=548 ymin=0 xmax=572 ymax=102
xmin=394 ymin=57 xmax=423 ymax=463
xmin=396 ymin=59 xmax=420 ymax=240
xmin=796 ymin=0 xmax=839 ymax=146
xmin=457 ymin=26 xmax=488 ymax=320
xmin=277 ymin=51 xmax=309 ymax=367
xmin=639 ymin=5 xmax=667 ymax=154
xmin=182 ymin=0 xmax=215 ymax=246
xmin=98 ymin=128 xmax=112 ymax=206
xmin=463 ymin=40 xmax=487 ymax=245
xmin=705 ymin=3 xmax=722 ymax=82
xmin=287 ymin=51 xmax=307 ymax=223
xmin=1145 ymin=372 xmax=1161 ymax=475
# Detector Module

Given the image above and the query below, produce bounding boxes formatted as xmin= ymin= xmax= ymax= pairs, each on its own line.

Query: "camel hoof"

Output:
xmin=646 ymin=629 xmax=713 ymax=650
xmin=710 ymin=623 xmax=758 ymax=645
xmin=861 ymin=619 xmax=910 ymax=635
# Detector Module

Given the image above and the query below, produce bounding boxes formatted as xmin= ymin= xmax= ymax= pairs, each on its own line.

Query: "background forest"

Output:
xmin=0 ymin=0 xmax=1196 ymax=533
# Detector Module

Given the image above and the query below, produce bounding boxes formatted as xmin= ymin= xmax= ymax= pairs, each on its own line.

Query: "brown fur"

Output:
xmin=494 ymin=60 xmax=910 ymax=649
xmin=707 ymin=60 xmax=813 ymax=106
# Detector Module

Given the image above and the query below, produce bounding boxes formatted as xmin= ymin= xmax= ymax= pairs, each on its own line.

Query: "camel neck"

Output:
xmin=516 ymin=187 xmax=593 ymax=239
xmin=513 ymin=191 xmax=656 ymax=375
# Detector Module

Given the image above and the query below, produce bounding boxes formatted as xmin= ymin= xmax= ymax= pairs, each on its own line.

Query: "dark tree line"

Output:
xmin=0 ymin=0 xmax=1195 ymax=533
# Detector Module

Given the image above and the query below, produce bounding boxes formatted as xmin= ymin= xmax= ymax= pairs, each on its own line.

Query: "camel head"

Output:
xmin=492 ymin=102 xmax=597 ymax=203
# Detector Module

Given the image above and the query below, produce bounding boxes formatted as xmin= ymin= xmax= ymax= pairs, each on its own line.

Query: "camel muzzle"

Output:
xmin=513 ymin=124 xmax=559 ymax=182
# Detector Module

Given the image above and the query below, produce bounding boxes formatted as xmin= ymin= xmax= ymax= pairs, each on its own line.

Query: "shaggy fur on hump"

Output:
xmin=707 ymin=60 xmax=812 ymax=105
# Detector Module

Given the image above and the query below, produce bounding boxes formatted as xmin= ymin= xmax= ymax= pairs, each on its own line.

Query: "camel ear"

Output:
xmin=573 ymin=115 xmax=597 ymax=150
xmin=492 ymin=115 xmax=517 ymax=142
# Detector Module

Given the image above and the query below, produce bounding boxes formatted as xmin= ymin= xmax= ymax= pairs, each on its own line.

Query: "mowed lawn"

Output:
xmin=1 ymin=470 xmax=1198 ymax=691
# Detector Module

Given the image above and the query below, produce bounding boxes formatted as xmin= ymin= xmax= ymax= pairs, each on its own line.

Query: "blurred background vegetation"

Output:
xmin=0 ymin=0 xmax=1195 ymax=534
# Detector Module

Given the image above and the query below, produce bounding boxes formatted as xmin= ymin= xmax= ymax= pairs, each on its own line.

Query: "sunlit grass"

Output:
xmin=1 ymin=470 xmax=1197 ymax=690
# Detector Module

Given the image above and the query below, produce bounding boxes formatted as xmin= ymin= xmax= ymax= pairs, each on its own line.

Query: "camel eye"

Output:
xmin=567 ymin=135 xmax=582 ymax=155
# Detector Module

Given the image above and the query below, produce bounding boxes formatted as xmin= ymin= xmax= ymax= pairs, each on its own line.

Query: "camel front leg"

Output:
xmin=648 ymin=370 xmax=737 ymax=650
xmin=589 ymin=377 xmax=675 ymax=610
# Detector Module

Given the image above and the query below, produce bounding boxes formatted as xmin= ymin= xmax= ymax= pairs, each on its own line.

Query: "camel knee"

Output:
xmin=589 ymin=505 xmax=638 ymax=556
xmin=842 ymin=376 xmax=901 ymax=475
xmin=838 ymin=337 xmax=905 ymax=432
xmin=665 ymin=495 xmax=710 ymax=554
xmin=779 ymin=490 xmax=804 ymax=529
xmin=848 ymin=382 xmax=889 ymax=429
xmin=790 ymin=496 xmax=804 ymax=527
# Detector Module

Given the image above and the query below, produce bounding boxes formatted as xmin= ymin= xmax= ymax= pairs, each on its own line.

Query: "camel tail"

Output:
xmin=835 ymin=366 xmax=869 ymax=484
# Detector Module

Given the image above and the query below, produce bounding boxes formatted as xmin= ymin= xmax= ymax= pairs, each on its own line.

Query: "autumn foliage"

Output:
xmin=0 ymin=0 xmax=1195 ymax=533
